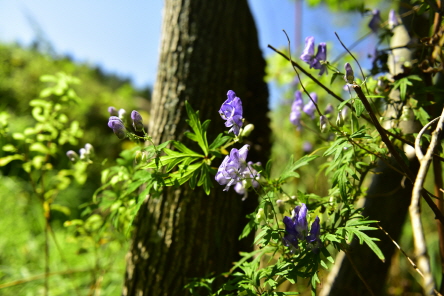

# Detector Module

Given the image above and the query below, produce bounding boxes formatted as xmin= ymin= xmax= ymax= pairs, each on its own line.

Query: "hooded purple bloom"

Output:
xmin=131 ymin=110 xmax=144 ymax=131
xmin=312 ymin=43 xmax=328 ymax=75
xmin=303 ymin=93 xmax=318 ymax=119
xmin=301 ymin=37 xmax=327 ymax=75
xmin=307 ymin=216 xmax=322 ymax=253
xmin=283 ymin=204 xmax=308 ymax=248
xmin=215 ymin=144 xmax=249 ymax=191
xmin=368 ymin=9 xmax=381 ymax=33
xmin=290 ymin=91 xmax=304 ymax=129
xmin=108 ymin=116 xmax=127 ymax=139
xmin=300 ymin=36 xmax=316 ymax=65
xmin=219 ymin=90 xmax=244 ymax=136
xmin=283 ymin=203 xmax=322 ymax=252
xmin=388 ymin=9 xmax=399 ymax=29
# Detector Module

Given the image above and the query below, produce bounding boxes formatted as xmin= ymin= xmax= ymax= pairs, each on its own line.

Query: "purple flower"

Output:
xmin=233 ymin=161 xmax=261 ymax=198
xmin=131 ymin=110 xmax=144 ymax=131
xmin=388 ymin=9 xmax=399 ymax=29
xmin=303 ymin=93 xmax=318 ymax=119
xmin=290 ymin=91 xmax=304 ymax=129
xmin=300 ymin=36 xmax=316 ymax=66
xmin=283 ymin=203 xmax=322 ymax=252
xmin=108 ymin=116 xmax=127 ymax=139
xmin=108 ymin=106 xmax=118 ymax=116
xmin=219 ymin=90 xmax=243 ymax=136
xmin=344 ymin=63 xmax=354 ymax=84
xmin=215 ymin=144 xmax=249 ymax=191
xmin=303 ymin=141 xmax=313 ymax=153
xmin=307 ymin=217 xmax=322 ymax=253
xmin=368 ymin=9 xmax=381 ymax=33
xmin=300 ymin=37 xmax=328 ymax=75
xmin=312 ymin=43 xmax=328 ymax=75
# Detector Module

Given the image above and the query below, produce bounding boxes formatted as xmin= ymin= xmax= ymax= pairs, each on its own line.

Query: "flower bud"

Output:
xmin=240 ymin=123 xmax=254 ymax=138
xmin=320 ymin=115 xmax=328 ymax=133
xmin=108 ymin=106 xmax=118 ymax=116
xmin=79 ymin=148 xmax=87 ymax=160
xmin=324 ymin=103 xmax=334 ymax=115
xmin=84 ymin=143 xmax=94 ymax=158
xmin=344 ymin=63 xmax=354 ymax=84
xmin=336 ymin=111 xmax=344 ymax=127
xmin=256 ymin=208 xmax=265 ymax=222
xmin=388 ymin=9 xmax=399 ymax=30
xmin=118 ymin=108 xmax=126 ymax=120
xmin=66 ymin=150 xmax=79 ymax=162
xmin=131 ymin=110 xmax=144 ymax=132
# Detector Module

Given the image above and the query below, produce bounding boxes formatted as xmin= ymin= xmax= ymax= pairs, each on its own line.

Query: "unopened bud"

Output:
xmin=344 ymin=63 xmax=354 ymax=84
xmin=84 ymin=143 xmax=94 ymax=158
xmin=118 ymin=109 xmax=126 ymax=120
xmin=320 ymin=115 xmax=329 ymax=133
xmin=79 ymin=148 xmax=87 ymax=160
xmin=336 ymin=111 xmax=344 ymax=127
xmin=66 ymin=150 xmax=79 ymax=162
xmin=240 ymin=124 xmax=254 ymax=138
xmin=108 ymin=106 xmax=118 ymax=116
xmin=131 ymin=110 xmax=144 ymax=132
xmin=256 ymin=208 xmax=265 ymax=222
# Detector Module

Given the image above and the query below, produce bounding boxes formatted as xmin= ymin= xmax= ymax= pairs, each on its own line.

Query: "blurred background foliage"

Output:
xmin=0 ymin=41 xmax=150 ymax=295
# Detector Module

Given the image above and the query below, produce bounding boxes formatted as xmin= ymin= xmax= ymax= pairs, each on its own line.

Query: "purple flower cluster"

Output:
xmin=290 ymin=91 xmax=318 ymax=129
xmin=215 ymin=144 xmax=250 ymax=191
xmin=300 ymin=36 xmax=327 ymax=75
xmin=107 ymin=107 xmax=145 ymax=139
xmin=66 ymin=143 xmax=94 ymax=163
xmin=283 ymin=203 xmax=322 ymax=253
xmin=219 ymin=90 xmax=243 ymax=136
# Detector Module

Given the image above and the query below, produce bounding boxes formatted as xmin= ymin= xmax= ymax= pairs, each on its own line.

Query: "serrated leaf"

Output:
xmin=344 ymin=226 xmax=385 ymax=261
xmin=280 ymin=154 xmax=318 ymax=181
xmin=185 ymin=101 xmax=209 ymax=155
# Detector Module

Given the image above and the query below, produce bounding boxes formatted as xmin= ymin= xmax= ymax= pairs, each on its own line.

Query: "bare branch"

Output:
xmin=410 ymin=108 xmax=444 ymax=295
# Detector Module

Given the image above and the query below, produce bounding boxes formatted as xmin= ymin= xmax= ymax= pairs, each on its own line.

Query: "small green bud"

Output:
xmin=240 ymin=124 xmax=254 ymax=138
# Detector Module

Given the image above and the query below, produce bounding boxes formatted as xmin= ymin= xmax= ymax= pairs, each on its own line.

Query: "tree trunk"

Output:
xmin=123 ymin=1 xmax=270 ymax=295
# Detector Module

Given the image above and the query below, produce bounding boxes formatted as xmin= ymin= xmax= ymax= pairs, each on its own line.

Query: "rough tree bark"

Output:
xmin=122 ymin=1 xmax=270 ymax=295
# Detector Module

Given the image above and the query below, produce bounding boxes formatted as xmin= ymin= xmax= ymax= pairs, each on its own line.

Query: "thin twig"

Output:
xmin=415 ymin=116 xmax=441 ymax=161
xmin=335 ymin=32 xmax=369 ymax=95
xmin=411 ymin=109 xmax=444 ymax=295
xmin=376 ymin=223 xmax=443 ymax=296
xmin=267 ymin=44 xmax=444 ymax=163
xmin=0 ymin=268 xmax=93 ymax=289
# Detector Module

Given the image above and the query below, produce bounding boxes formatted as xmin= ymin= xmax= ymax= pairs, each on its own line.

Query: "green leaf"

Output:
xmin=0 ymin=154 xmax=24 ymax=166
xmin=337 ymin=98 xmax=352 ymax=111
xmin=280 ymin=154 xmax=318 ymax=181
xmin=185 ymin=101 xmax=209 ymax=156
xmin=353 ymin=98 xmax=365 ymax=117
xmin=343 ymin=226 xmax=385 ymax=261
xmin=239 ymin=214 xmax=256 ymax=240
xmin=208 ymin=133 xmax=231 ymax=150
